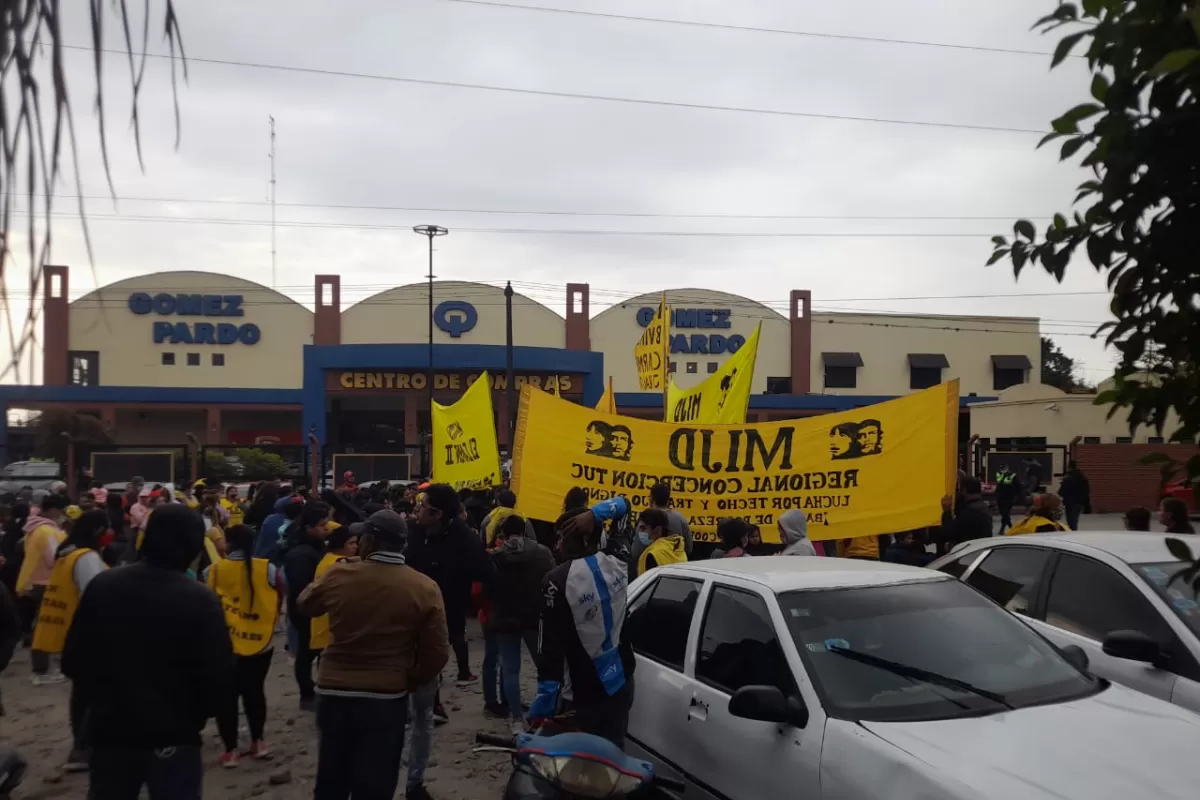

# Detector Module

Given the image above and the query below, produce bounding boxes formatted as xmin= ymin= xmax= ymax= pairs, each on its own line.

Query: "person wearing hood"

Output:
xmin=34 ymin=509 xmax=109 ymax=771
xmin=777 ymin=509 xmax=816 ymax=556
xmin=281 ymin=500 xmax=332 ymax=711
xmin=487 ymin=512 xmax=555 ymax=729
xmin=935 ymin=476 xmax=994 ymax=549
xmin=255 ymin=495 xmax=303 ymax=560
xmin=63 ymin=504 xmax=232 ymax=799
xmin=18 ymin=493 xmax=68 ymax=684
xmin=635 ymin=508 xmax=687 ymax=576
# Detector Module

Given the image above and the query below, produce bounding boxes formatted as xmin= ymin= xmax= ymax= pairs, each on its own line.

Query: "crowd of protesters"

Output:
xmin=0 ymin=463 xmax=1193 ymax=798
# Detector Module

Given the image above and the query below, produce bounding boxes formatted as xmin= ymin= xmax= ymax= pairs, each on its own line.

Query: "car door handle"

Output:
xmin=688 ymin=696 xmax=708 ymax=722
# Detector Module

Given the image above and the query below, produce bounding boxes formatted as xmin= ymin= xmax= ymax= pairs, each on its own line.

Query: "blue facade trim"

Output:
xmin=0 ymin=385 xmax=303 ymax=405
xmin=615 ymin=392 xmax=997 ymax=410
xmin=302 ymin=344 xmax=605 ymax=447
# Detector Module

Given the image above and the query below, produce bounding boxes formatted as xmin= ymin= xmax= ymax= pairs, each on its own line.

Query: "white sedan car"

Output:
xmin=623 ymin=557 xmax=1200 ymax=800
xmin=929 ymin=532 xmax=1200 ymax=713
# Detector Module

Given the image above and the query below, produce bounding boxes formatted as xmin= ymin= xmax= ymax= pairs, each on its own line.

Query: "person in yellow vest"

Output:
xmin=203 ymin=524 xmax=283 ymax=767
xmin=222 ymin=484 xmax=246 ymax=529
xmin=308 ymin=523 xmax=359 ymax=654
xmin=635 ymin=509 xmax=687 ymax=577
xmin=1005 ymin=493 xmax=1070 ymax=536
xmin=18 ymin=493 xmax=69 ymax=684
xmin=32 ymin=509 xmax=109 ymax=773
xmin=837 ymin=534 xmax=880 ymax=560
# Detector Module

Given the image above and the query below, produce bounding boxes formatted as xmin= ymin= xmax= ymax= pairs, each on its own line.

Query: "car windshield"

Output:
xmin=1133 ymin=562 xmax=1200 ymax=638
xmin=779 ymin=578 xmax=1100 ymax=723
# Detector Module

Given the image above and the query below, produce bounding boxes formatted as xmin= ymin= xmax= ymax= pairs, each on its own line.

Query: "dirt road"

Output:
xmin=3 ymin=623 xmax=524 ymax=799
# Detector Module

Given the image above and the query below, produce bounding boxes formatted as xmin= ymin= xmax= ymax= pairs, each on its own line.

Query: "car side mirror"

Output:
xmin=1102 ymin=630 xmax=1165 ymax=667
xmin=728 ymin=686 xmax=807 ymax=728
xmin=1059 ymin=644 xmax=1089 ymax=673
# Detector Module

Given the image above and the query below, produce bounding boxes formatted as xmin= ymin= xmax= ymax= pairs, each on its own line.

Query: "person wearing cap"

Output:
xmin=17 ymin=493 xmax=69 ymax=684
xmin=63 ymin=504 xmax=232 ymax=799
xmin=280 ymin=500 xmax=333 ymax=711
xmin=297 ymin=509 xmax=449 ymax=800
xmin=128 ymin=488 xmax=152 ymax=535
xmin=409 ymin=484 xmax=495 ymax=689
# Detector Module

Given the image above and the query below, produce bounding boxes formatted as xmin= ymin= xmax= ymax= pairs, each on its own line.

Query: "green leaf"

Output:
xmin=1014 ymin=219 xmax=1036 ymax=240
xmin=1012 ymin=248 xmax=1028 ymax=270
xmin=1052 ymin=116 xmax=1078 ymax=134
xmin=1052 ymin=31 xmax=1088 ymax=68
xmin=1191 ymin=5 xmax=1200 ymax=42
xmin=1166 ymin=537 xmax=1195 ymax=563
xmin=1149 ymin=49 xmax=1200 ymax=77
xmin=1081 ymin=0 xmax=1101 ymax=15
xmin=1063 ymin=103 xmax=1103 ymax=122
xmin=1090 ymin=74 xmax=1109 ymax=101
xmin=1037 ymin=131 xmax=1067 ymax=148
xmin=986 ymin=249 xmax=1008 ymax=266
xmin=1086 ymin=235 xmax=1111 ymax=267
xmin=1053 ymin=213 xmax=1067 ymax=229
xmin=1093 ymin=389 xmax=1118 ymax=405
xmin=1060 ymin=137 xmax=1087 ymax=160
xmin=990 ymin=235 xmax=1007 ymax=245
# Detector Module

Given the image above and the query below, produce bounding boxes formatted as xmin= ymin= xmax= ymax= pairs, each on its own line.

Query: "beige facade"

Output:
xmin=67 ymin=271 xmax=312 ymax=389
xmin=590 ymin=288 xmax=791 ymax=393
xmin=341 ymin=281 xmax=565 ymax=348
xmin=970 ymin=380 xmax=1178 ymax=445
xmin=810 ymin=312 xmax=1040 ymax=398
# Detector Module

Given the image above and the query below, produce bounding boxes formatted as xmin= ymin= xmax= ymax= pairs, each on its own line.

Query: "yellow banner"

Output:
xmin=512 ymin=381 xmax=959 ymax=543
xmin=431 ymin=370 xmax=502 ymax=490
xmin=666 ymin=322 xmax=760 ymax=425
xmin=595 ymin=377 xmax=617 ymax=414
xmin=634 ymin=295 xmax=669 ymax=393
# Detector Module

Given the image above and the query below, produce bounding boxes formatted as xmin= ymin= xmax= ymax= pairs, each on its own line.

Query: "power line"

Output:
xmin=442 ymin=0 xmax=1060 ymax=59
xmin=9 ymin=210 xmax=1008 ymax=237
xmin=62 ymin=45 xmax=1048 ymax=135
xmin=33 ymin=194 xmax=1053 ymax=222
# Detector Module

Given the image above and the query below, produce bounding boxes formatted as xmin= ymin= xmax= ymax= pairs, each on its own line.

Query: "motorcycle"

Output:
xmin=475 ymin=731 xmax=683 ymax=800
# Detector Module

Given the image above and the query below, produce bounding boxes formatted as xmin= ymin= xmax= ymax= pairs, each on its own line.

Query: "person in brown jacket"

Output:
xmin=297 ymin=509 xmax=448 ymax=800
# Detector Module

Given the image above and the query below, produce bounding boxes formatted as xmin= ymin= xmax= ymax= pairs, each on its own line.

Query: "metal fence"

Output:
xmin=85 ymin=445 xmax=188 ymax=487
xmin=331 ymin=453 xmax=413 ymax=483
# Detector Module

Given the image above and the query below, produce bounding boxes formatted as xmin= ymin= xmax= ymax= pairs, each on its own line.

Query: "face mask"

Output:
xmin=636 ymin=530 xmax=651 ymax=546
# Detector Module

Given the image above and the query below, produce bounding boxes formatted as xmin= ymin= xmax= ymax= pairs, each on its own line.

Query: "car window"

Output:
xmin=1045 ymin=554 xmax=1173 ymax=644
xmin=1134 ymin=562 xmax=1200 ymax=639
xmin=782 ymin=579 xmax=1098 ymax=723
xmin=939 ymin=550 xmax=982 ymax=579
xmin=695 ymin=585 xmax=794 ymax=696
xmin=626 ymin=576 xmax=701 ymax=671
xmin=965 ymin=547 xmax=1050 ymax=615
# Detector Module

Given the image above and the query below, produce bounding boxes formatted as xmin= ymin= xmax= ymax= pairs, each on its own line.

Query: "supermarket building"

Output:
xmin=0 ymin=267 xmax=1044 ymax=472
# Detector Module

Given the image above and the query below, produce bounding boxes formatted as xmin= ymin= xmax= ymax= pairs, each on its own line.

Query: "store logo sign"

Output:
xmin=434 ymin=301 xmax=478 ymax=338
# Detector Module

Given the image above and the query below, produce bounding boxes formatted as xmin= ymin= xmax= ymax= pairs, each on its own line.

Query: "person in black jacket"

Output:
xmin=281 ymin=500 xmax=332 ymax=710
xmin=935 ymin=477 xmax=993 ymax=552
xmin=62 ymin=504 xmax=231 ymax=800
xmin=1058 ymin=461 xmax=1091 ymax=531
xmin=882 ymin=529 xmax=936 ymax=567
xmin=488 ymin=513 xmax=555 ymax=727
xmin=409 ymin=484 xmax=496 ymax=686
xmin=0 ymin=580 xmax=20 ymax=716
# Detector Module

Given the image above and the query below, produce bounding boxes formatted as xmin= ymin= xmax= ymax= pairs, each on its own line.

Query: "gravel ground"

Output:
xmin=1 ymin=620 xmax=527 ymax=799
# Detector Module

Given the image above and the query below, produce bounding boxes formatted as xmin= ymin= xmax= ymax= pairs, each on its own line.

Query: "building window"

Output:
xmin=68 ymin=351 xmax=99 ymax=386
xmin=991 ymin=354 xmax=1031 ymax=391
xmin=907 ymin=354 xmax=948 ymax=390
xmin=668 ymin=361 xmax=677 ymax=373
xmin=686 ymin=362 xmax=698 ymax=374
xmin=910 ymin=367 xmax=942 ymax=390
xmin=1115 ymin=436 xmax=1133 ymax=444
xmin=706 ymin=362 xmax=718 ymax=374
xmin=186 ymin=353 xmax=200 ymax=366
xmin=1082 ymin=436 xmax=1101 ymax=444
xmin=161 ymin=352 xmax=176 ymax=366
xmin=824 ymin=365 xmax=857 ymax=389
xmin=821 ymin=352 xmax=862 ymax=390
xmin=766 ymin=377 xmax=791 ymax=395
xmin=212 ymin=353 xmax=225 ymax=366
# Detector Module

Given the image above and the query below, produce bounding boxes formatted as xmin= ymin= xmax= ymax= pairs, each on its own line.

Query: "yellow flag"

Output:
xmin=431 ymin=371 xmax=503 ymax=490
xmin=595 ymin=377 xmax=617 ymax=414
xmin=634 ymin=295 xmax=669 ymax=394
xmin=512 ymin=380 xmax=959 ymax=543
xmin=666 ymin=322 xmax=760 ymax=425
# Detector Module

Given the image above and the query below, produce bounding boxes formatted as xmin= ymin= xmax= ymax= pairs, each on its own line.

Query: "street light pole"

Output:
xmin=504 ymin=281 xmax=515 ymax=450
xmin=413 ymin=225 xmax=448 ymax=477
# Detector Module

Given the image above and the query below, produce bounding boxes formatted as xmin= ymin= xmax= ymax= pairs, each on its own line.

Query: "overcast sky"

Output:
xmin=4 ymin=0 xmax=1117 ymax=382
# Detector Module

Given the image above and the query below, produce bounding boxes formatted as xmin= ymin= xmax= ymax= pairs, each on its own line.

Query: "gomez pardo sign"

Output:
xmin=128 ymin=293 xmax=261 ymax=346
xmin=636 ymin=306 xmax=746 ymax=355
